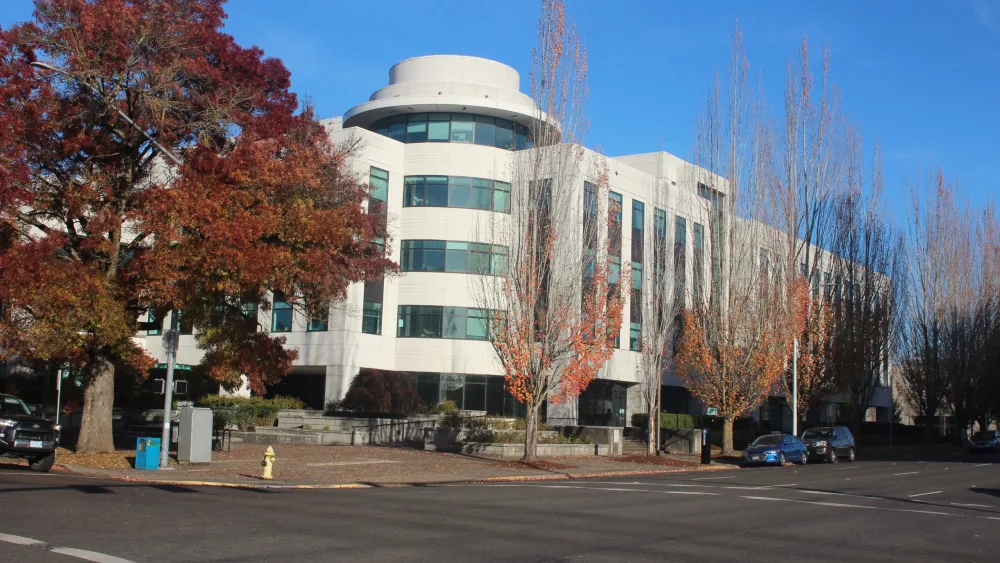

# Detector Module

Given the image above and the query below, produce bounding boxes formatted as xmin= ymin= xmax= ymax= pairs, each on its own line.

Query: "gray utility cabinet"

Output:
xmin=178 ymin=406 xmax=213 ymax=463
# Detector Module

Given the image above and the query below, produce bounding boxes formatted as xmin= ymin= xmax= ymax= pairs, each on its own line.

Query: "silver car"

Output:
xmin=970 ymin=430 xmax=1000 ymax=453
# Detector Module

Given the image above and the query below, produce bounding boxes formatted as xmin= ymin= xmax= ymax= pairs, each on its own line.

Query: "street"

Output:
xmin=2 ymin=453 xmax=998 ymax=562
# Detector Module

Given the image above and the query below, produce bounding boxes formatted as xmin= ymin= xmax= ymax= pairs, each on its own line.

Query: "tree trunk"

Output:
xmin=522 ymin=403 xmax=540 ymax=462
xmin=646 ymin=408 xmax=657 ymax=456
xmin=76 ymin=359 xmax=116 ymax=453
xmin=721 ymin=416 xmax=734 ymax=456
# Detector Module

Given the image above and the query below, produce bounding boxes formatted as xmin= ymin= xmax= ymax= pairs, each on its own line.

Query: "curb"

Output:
xmin=53 ymin=462 xmax=733 ymax=490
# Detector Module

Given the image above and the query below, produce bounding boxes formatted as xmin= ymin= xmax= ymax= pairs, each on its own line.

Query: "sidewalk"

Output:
xmin=49 ymin=445 xmax=732 ymax=488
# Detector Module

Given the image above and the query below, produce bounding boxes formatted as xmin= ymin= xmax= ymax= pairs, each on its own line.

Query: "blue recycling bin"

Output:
xmin=135 ymin=437 xmax=161 ymax=470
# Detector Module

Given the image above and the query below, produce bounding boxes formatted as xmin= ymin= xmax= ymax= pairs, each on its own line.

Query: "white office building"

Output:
xmin=141 ymin=55 xmax=891 ymax=429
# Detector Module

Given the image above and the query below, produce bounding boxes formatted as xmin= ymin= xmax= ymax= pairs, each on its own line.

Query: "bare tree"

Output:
xmin=634 ymin=163 xmax=682 ymax=455
xmin=829 ymin=133 xmax=904 ymax=435
xmin=474 ymin=0 xmax=626 ymax=462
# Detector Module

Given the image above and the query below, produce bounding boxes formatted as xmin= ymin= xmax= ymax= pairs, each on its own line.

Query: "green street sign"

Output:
xmin=154 ymin=363 xmax=193 ymax=371
xmin=706 ymin=407 xmax=718 ymax=416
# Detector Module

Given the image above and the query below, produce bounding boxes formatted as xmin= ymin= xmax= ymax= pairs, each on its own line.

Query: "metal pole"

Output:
xmin=888 ymin=365 xmax=893 ymax=453
xmin=792 ymin=338 xmax=798 ymax=437
xmin=28 ymin=62 xmax=183 ymax=167
xmin=55 ymin=366 xmax=63 ymax=428
xmin=160 ymin=329 xmax=179 ymax=469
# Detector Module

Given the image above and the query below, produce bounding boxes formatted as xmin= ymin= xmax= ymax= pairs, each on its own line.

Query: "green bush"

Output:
xmin=339 ymin=369 xmax=423 ymax=414
xmin=196 ymin=394 xmax=303 ymax=431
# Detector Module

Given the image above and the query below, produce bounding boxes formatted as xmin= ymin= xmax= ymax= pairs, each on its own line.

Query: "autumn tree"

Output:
xmin=475 ymin=0 xmax=625 ymax=462
xmin=828 ymin=134 xmax=904 ymax=435
xmin=0 ymin=0 xmax=391 ymax=452
xmin=779 ymin=276 xmax=836 ymax=420
xmin=676 ymin=25 xmax=785 ymax=456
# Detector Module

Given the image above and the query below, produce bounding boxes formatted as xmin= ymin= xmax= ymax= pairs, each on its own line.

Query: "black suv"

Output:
xmin=0 ymin=393 xmax=60 ymax=472
xmin=801 ymin=426 xmax=855 ymax=463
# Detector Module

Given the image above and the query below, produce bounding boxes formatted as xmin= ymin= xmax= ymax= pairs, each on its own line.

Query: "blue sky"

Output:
xmin=3 ymin=0 xmax=997 ymax=218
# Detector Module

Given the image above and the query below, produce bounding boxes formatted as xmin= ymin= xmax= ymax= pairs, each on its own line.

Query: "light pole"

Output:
xmin=792 ymin=338 xmax=798 ymax=437
xmin=28 ymin=61 xmax=183 ymax=166
xmin=160 ymin=329 xmax=179 ymax=469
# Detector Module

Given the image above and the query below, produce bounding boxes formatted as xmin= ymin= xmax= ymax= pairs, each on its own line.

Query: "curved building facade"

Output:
xmin=142 ymin=55 xmax=892 ymax=429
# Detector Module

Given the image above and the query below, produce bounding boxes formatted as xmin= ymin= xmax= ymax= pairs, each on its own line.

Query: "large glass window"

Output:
xmin=408 ymin=373 xmax=522 ymax=416
xmin=401 ymin=240 xmax=508 ymax=275
xmin=372 ymin=113 xmax=531 ymax=150
xmin=308 ymin=305 xmax=329 ymax=332
xmin=675 ymin=216 xmax=687 ymax=308
xmin=403 ymin=175 xmax=510 ymax=212
xmin=146 ymin=310 xmax=162 ymax=336
xmin=397 ymin=306 xmax=491 ymax=340
xmin=693 ymin=223 xmax=705 ymax=306
xmin=170 ymin=310 xmax=193 ymax=335
xmin=271 ymin=292 xmax=293 ymax=333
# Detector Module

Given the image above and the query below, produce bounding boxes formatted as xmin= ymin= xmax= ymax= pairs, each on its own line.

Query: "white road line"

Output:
xmin=833 ymin=466 xmax=858 ymax=470
xmin=492 ymin=484 xmax=719 ymax=495
xmin=49 ymin=548 xmax=136 ymax=563
xmin=0 ymin=533 xmax=45 ymax=546
xmin=893 ymin=471 xmax=919 ymax=476
xmin=908 ymin=491 xmax=943 ymax=498
xmin=741 ymin=495 xmax=876 ymax=510
xmin=951 ymin=502 xmax=995 ymax=508
xmin=975 ymin=463 xmax=991 ymax=467
xmin=693 ymin=475 xmax=736 ymax=480
xmin=798 ymin=490 xmax=848 ymax=496
xmin=587 ymin=481 xmax=711 ymax=488
xmin=773 ymin=484 xmax=798 ymax=487
xmin=721 ymin=486 xmax=772 ymax=490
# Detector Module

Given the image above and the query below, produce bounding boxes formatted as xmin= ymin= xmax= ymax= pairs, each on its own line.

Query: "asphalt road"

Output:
xmin=2 ymin=452 xmax=999 ymax=562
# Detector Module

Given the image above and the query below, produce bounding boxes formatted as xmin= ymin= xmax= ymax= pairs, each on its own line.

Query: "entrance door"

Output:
xmin=611 ymin=385 xmax=627 ymax=427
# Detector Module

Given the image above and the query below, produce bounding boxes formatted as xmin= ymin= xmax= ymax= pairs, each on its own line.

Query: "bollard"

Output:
xmin=261 ymin=446 xmax=276 ymax=480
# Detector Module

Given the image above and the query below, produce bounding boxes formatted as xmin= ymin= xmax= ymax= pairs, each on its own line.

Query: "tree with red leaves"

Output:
xmin=0 ymin=0 xmax=392 ymax=452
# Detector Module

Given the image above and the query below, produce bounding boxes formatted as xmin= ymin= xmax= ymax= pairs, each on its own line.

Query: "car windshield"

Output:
xmin=751 ymin=435 xmax=783 ymax=447
xmin=0 ymin=397 xmax=31 ymax=417
xmin=802 ymin=429 xmax=834 ymax=440
xmin=972 ymin=431 xmax=995 ymax=441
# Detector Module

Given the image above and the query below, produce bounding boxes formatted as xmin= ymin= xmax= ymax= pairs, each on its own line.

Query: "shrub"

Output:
xmin=196 ymin=394 xmax=304 ymax=431
xmin=632 ymin=413 xmax=649 ymax=428
xmin=339 ymin=369 xmax=423 ymax=415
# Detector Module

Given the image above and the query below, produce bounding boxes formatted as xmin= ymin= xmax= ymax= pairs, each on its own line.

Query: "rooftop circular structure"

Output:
xmin=343 ymin=55 xmax=539 ymax=131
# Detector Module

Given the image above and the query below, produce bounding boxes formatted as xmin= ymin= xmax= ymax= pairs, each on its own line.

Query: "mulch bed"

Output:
xmin=613 ymin=455 xmax=698 ymax=467
xmin=490 ymin=459 xmax=575 ymax=471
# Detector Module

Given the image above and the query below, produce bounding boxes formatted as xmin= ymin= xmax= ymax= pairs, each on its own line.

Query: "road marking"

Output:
xmin=833 ymin=466 xmax=858 ymax=470
xmin=893 ymin=471 xmax=919 ymax=476
xmin=773 ymin=483 xmax=798 ymax=487
xmin=693 ymin=475 xmax=736 ymax=480
xmin=0 ymin=533 xmax=45 ymax=546
xmin=741 ymin=496 xmax=876 ymax=510
xmin=588 ymin=481 xmax=711 ymax=488
xmin=721 ymin=486 xmax=772 ymax=490
xmin=50 ymin=548 xmax=135 ymax=563
xmin=898 ymin=509 xmax=955 ymax=516
xmin=798 ymin=490 xmax=848 ymax=496
xmin=975 ymin=463 xmax=991 ymax=467
xmin=951 ymin=503 xmax=994 ymax=508
xmin=493 ymin=484 xmax=719 ymax=495
xmin=909 ymin=491 xmax=943 ymax=498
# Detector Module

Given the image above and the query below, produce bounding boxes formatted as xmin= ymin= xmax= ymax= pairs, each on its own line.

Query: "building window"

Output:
xmin=362 ymin=301 xmax=382 ymax=335
xmin=403 ymin=175 xmax=510 ymax=212
xmin=369 ymin=167 xmax=389 ymax=203
xmin=693 ymin=223 xmax=704 ymax=306
xmin=146 ymin=310 xmax=162 ymax=336
xmin=170 ymin=310 xmax=193 ymax=335
xmin=271 ymin=292 xmax=293 ymax=333
xmin=401 ymin=240 xmax=508 ymax=275
xmin=674 ymin=216 xmax=687 ymax=308
xmin=397 ymin=306 xmax=491 ymax=340
xmin=308 ymin=305 xmax=329 ymax=332
xmin=373 ymin=113 xmax=531 ymax=150
xmin=630 ymin=200 xmax=645 ymax=352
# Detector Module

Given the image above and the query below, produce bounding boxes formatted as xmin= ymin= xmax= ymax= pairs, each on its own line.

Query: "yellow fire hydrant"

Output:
xmin=260 ymin=446 xmax=276 ymax=480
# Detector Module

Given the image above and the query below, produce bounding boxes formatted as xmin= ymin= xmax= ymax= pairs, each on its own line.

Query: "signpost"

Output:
xmin=706 ymin=407 xmax=718 ymax=417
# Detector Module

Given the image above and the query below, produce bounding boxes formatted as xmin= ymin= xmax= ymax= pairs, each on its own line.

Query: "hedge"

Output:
xmin=196 ymin=394 xmax=306 ymax=431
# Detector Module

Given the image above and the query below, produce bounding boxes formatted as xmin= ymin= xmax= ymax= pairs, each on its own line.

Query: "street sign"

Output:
xmin=154 ymin=363 xmax=192 ymax=371
xmin=706 ymin=407 xmax=718 ymax=416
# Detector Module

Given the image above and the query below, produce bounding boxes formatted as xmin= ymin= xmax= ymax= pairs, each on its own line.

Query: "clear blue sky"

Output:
xmin=3 ymin=0 xmax=997 ymax=217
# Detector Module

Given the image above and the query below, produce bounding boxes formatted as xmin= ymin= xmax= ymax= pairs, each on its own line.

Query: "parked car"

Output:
xmin=801 ymin=426 xmax=855 ymax=463
xmin=969 ymin=430 xmax=1000 ymax=453
xmin=740 ymin=433 xmax=808 ymax=467
xmin=0 ymin=393 xmax=60 ymax=472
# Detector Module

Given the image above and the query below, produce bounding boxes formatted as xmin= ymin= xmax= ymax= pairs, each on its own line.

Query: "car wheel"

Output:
xmin=847 ymin=448 xmax=856 ymax=462
xmin=29 ymin=451 xmax=55 ymax=473
xmin=828 ymin=448 xmax=838 ymax=463
xmin=778 ymin=452 xmax=786 ymax=466
xmin=799 ymin=451 xmax=808 ymax=465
